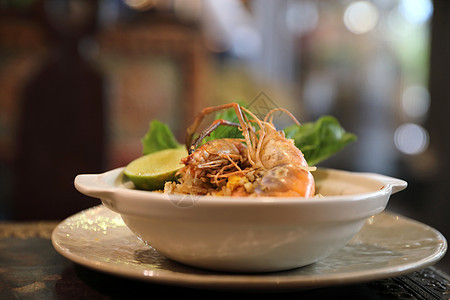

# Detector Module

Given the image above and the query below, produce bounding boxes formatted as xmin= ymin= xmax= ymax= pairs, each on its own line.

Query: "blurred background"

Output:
xmin=0 ymin=0 xmax=449 ymax=271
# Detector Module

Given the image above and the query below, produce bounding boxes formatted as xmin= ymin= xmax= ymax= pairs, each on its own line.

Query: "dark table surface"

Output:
xmin=0 ymin=220 xmax=449 ymax=300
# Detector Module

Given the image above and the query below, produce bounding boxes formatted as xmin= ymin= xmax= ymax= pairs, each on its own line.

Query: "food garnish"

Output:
xmin=124 ymin=148 xmax=187 ymax=191
xmin=125 ymin=102 xmax=356 ymax=197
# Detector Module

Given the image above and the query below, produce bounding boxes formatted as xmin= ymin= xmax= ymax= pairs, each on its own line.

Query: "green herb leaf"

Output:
xmin=141 ymin=120 xmax=182 ymax=155
xmin=284 ymin=116 xmax=357 ymax=165
xmin=139 ymin=109 xmax=356 ymax=166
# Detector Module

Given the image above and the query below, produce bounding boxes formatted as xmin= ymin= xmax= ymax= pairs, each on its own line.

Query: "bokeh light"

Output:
xmin=343 ymin=1 xmax=379 ymax=34
xmin=394 ymin=123 xmax=429 ymax=155
xmin=399 ymin=0 xmax=433 ymax=25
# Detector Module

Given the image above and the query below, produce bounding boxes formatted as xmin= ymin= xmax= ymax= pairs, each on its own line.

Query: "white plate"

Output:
xmin=51 ymin=205 xmax=447 ymax=291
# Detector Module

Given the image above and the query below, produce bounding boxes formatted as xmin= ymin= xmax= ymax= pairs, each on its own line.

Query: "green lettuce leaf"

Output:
xmin=283 ymin=116 xmax=357 ymax=165
xmin=140 ymin=110 xmax=356 ymax=166
xmin=141 ymin=120 xmax=182 ymax=155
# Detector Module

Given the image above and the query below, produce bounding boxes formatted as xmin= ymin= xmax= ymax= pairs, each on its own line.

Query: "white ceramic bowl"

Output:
xmin=74 ymin=168 xmax=407 ymax=273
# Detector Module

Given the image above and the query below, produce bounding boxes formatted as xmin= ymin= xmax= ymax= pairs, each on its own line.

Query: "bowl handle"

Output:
xmin=363 ymin=173 xmax=408 ymax=194
xmin=74 ymin=168 xmax=123 ymax=199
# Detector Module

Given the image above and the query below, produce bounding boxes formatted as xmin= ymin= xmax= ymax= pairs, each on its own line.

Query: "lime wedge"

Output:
xmin=124 ymin=148 xmax=187 ymax=191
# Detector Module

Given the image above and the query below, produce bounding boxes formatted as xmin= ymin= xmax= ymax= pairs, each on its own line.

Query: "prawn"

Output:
xmin=174 ymin=103 xmax=315 ymax=197
xmin=176 ymin=138 xmax=250 ymax=195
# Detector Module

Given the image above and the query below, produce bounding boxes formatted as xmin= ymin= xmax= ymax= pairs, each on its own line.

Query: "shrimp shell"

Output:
xmin=172 ymin=103 xmax=315 ymax=197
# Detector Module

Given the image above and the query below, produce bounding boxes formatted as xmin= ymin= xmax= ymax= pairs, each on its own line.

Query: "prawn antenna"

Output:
xmin=189 ymin=119 xmax=241 ymax=154
xmin=264 ymin=108 xmax=301 ymax=126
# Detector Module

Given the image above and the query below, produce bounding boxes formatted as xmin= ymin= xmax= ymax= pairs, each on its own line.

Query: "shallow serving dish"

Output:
xmin=74 ymin=167 xmax=407 ymax=273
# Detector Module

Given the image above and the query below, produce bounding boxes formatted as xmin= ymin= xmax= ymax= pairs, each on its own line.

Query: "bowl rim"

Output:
xmin=74 ymin=167 xmax=407 ymax=206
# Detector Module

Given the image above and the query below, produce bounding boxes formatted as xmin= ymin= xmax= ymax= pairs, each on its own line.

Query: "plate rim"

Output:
xmin=51 ymin=205 xmax=447 ymax=291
